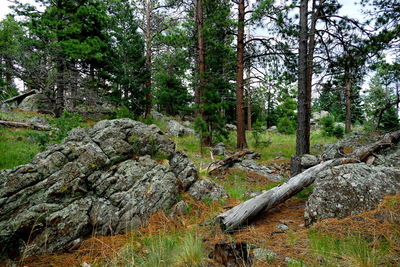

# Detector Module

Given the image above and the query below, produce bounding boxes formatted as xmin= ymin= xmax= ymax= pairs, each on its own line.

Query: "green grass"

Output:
xmin=0 ymin=128 xmax=42 ymax=169
xmin=308 ymin=230 xmax=390 ymax=267
xmin=224 ymin=170 xmax=248 ymax=199
xmin=114 ymin=231 xmax=206 ymax=267
xmin=0 ymin=110 xmax=51 ymax=122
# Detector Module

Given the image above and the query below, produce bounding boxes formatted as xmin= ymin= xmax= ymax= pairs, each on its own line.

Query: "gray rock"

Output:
xmin=19 ymin=93 xmax=54 ymax=114
xmin=232 ymin=160 xmax=282 ymax=182
xmin=267 ymin=126 xmax=277 ymax=131
xmin=304 ymin=163 xmax=400 ymax=226
xmin=0 ymin=119 xmax=198 ymax=259
xmin=334 ymin=122 xmax=345 ymax=128
xmin=182 ymin=121 xmax=191 ymax=127
xmin=300 ymin=154 xmax=319 ymax=168
xmin=188 ymin=179 xmax=227 ymax=201
xmin=226 ymin=124 xmax=237 ymax=131
xmin=151 ymin=110 xmax=171 ymax=121
xmin=373 ymin=143 xmax=400 ymax=168
xmin=253 ymin=248 xmax=278 ymax=262
xmin=275 ymin=224 xmax=289 ymax=231
xmin=167 ymin=120 xmax=194 ymax=137
xmin=28 ymin=116 xmax=50 ymax=129
xmin=312 ymin=110 xmax=329 ymax=121
xmin=212 ymin=142 xmax=226 ymax=156
xmin=0 ymin=102 xmax=12 ymax=113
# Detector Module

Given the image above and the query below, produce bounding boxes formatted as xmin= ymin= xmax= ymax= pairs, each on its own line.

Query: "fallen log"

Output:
xmin=207 ymin=150 xmax=259 ymax=174
xmin=0 ymin=120 xmax=50 ymax=131
xmin=351 ymin=130 xmax=400 ymax=161
xmin=217 ymin=158 xmax=358 ymax=232
xmin=2 ymin=90 xmax=37 ymax=104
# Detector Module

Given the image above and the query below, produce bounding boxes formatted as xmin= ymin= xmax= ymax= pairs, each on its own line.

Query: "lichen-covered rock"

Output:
xmin=167 ymin=120 xmax=194 ymax=137
xmin=300 ymin=154 xmax=319 ymax=168
xmin=28 ymin=116 xmax=50 ymax=129
xmin=373 ymin=143 xmax=400 ymax=168
xmin=0 ymin=102 xmax=11 ymax=113
xmin=169 ymin=151 xmax=198 ymax=190
xmin=304 ymin=163 xmax=400 ymax=226
xmin=232 ymin=160 xmax=282 ymax=182
xmin=18 ymin=93 xmax=54 ymax=114
xmin=212 ymin=142 xmax=226 ymax=156
xmin=0 ymin=119 xmax=199 ymax=259
xmin=188 ymin=179 xmax=227 ymax=201
xmin=226 ymin=124 xmax=237 ymax=131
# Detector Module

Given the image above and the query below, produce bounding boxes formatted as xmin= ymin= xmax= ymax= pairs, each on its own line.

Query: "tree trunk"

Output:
xmin=345 ymin=77 xmax=352 ymax=134
xmin=247 ymin=92 xmax=252 ymax=131
xmin=235 ymin=0 xmax=247 ymax=150
xmin=55 ymin=57 xmax=65 ymax=117
xmin=217 ymin=158 xmax=358 ymax=232
xmin=295 ymin=0 xmax=309 ymax=158
xmin=196 ymin=0 xmax=211 ymax=146
xmin=145 ymin=0 xmax=153 ymax=118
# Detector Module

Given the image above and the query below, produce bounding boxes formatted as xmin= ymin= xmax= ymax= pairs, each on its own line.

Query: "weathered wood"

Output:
xmin=351 ymin=130 xmax=400 ymax=161
xmin=0 ymin=120 xmax=50 ymax=131
xmin=207 ymin=150 xmax=257 ymax=174
xmin=217 ymin=158 xmax=358 ymax=232
xmin=2 ymin=90 xmax=37 ymax=104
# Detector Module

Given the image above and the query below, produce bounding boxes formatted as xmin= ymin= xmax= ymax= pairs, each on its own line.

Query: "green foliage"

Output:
xmin=319 ymin=115 xmax=344 ymax=138
xmin=251 ymin=120 xmax=270 ymax=148
xmin=154 ymin=72 xmax=191 ymax=116
xmin=380 ymin=106 xmax=399 ymax=131
xmin=49 ymin=111 xmax=84 ymax=142
xmin=224 ymin=171 xmax=247 ymax=200
xmin=114 ymin=105 xmax=136 ymax=120
xmin=117 ymin=231 xmax=206 ymax=267
xmin=277 ymin=117 xmax=296 ymax=134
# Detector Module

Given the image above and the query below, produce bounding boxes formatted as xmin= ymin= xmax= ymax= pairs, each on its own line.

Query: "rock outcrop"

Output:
xmin=232 ymin=160 xmax=282 ymax=182
xmin=0 ymin=119 xmax=217 ymax=259
xmin=167 ymin=120 xmax=195 ymax=137
xmin=18 ymin=93 xmax=54 ymax=114
xmin=304 ymin=163 xmax=400 ymax=226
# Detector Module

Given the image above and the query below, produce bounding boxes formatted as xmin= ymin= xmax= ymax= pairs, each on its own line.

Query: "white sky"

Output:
xmin=0 ymin=0 xmax=365 ymax=20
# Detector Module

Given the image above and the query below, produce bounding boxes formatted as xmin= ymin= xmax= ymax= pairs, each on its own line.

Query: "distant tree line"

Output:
xmin=0 ymin=0 xmax=398 ymax=153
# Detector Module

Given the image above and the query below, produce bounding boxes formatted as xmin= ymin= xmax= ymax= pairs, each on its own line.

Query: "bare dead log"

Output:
xmin=2 ymin=90 xmax=37 ymax=104
xmin=207 ymin=150 xmax=259 ymax=174
xmin=217 ymin=158 xmax=358 ymax=232
xmin=0 ymin=120 xmax=50 ymax=131
xmin=351 ymin=130 xmax=400 ymax=161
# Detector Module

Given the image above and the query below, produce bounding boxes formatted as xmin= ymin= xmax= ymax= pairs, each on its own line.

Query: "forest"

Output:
xmin=0 ymin=0 xmax=400 ymax=266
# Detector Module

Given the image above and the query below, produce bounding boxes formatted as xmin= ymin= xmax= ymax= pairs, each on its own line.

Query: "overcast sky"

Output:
xmin=0 ymin=0 xmax=365 ymax=20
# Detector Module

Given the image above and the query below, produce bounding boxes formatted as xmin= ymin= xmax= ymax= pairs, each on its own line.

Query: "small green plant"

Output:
xmin=116 ymin=231 xmax=206 ymax=267
xmin=319 ymin=115 xmax=344 ymax=138
xmin=114 ymin=105 xmax=136 ymax=120
xmin=50 ymin=111 xmax=84 ymax=142
xmin=277 ymin=117 xmax=296 ymax=134
xmin=251 ymin=120 xmax=270 ymax=148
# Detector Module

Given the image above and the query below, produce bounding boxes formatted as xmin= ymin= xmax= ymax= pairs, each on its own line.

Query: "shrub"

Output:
xmin=114 ymin=105 xmax=136 ymax=120
xmin=332 ymin=125 xmax=344 ymax=138
xmin=50 ymin=111 xmax=84 ymax=142
xmin=277 ymin=117 xmax=296 ymax=134
xmin=320 ymin=115 xmax=344 ymax=138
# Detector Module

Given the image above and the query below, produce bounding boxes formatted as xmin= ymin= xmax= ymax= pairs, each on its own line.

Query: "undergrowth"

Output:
xmin=113 ymin=231 xmax=206 ymax=267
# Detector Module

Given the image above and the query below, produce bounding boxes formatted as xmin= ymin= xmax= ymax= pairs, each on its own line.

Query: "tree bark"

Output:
xmin=345 ymin=77 xmax=352 ymax=134
xmin=217 ymin=158 xmax=358 ymax=232
xmin=235 ymin=0 xmax=247 ymax=150
xmin=295 ymin=0 xmax=309 ymax=157
xmin=55 ymin=57 xmax=65 ymax=117
xmin=144 ymin=0 xmax=153 ymax=118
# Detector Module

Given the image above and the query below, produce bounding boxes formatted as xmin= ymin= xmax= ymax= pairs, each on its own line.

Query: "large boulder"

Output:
xmin=19 ymin=93 xmax=54 ymax=114
xmin=0 ymin=102 xmax=12 ymax=113
xmin=304 ymin=163 xmax=400 ymax=226
xmin=0 ymin=119 xmax=205 ymax=259
xmin=167 ymin=120 xmax=195 ymax=137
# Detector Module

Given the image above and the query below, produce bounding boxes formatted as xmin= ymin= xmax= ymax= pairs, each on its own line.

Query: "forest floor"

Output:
xmin=1 ymin=110 xmax=399 ymax=267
